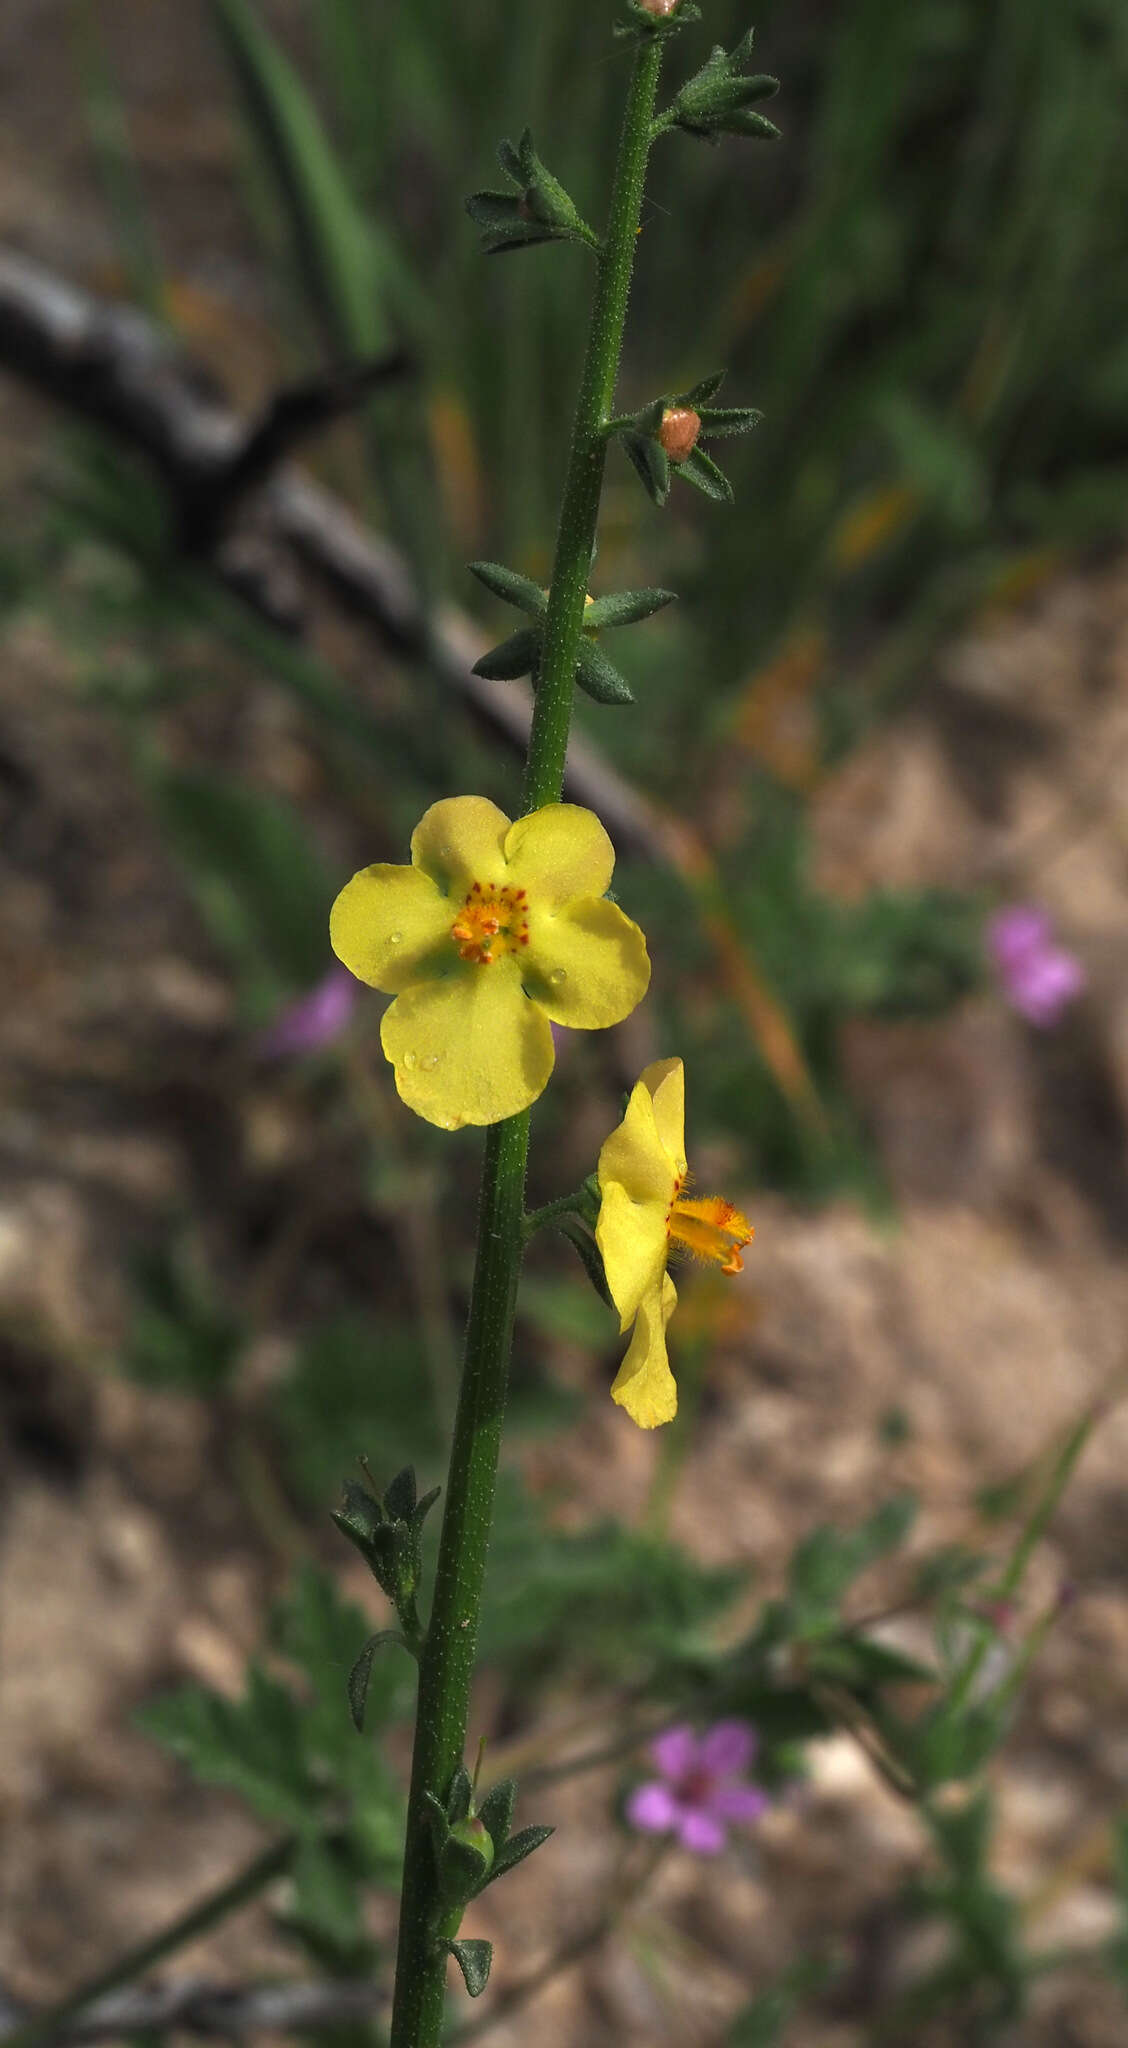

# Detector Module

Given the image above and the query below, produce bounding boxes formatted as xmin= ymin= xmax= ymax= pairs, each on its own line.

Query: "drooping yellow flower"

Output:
xmin=330 ymin=796 xmax=650 ymax=1130
xmin=596 ymin=1059 xmax=753 ymax=1428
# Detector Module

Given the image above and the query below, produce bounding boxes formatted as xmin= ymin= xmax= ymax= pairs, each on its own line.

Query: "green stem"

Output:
xmin=389 ymin=1114 xmax=529 ymax=2048
xmin=388 ymin=33 xmax=664 ymax=2048
xmin=3 ymin=1837 xmax=294 ymax=2048
xmin=522 ymin=31 xmax=663 ymax=812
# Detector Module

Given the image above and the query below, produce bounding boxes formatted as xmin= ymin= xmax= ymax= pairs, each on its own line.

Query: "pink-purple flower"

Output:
xmin=626 ymin=1721 xmax=769 ymax=1856
xmin=987 ymin=905 xmax=1085 ymax=1028
xmin=257 ymin=964 xmax=360 ymax=1058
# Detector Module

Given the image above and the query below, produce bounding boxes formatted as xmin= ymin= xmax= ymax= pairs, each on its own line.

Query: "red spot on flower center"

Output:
xmin=678 ymin=1766 xmax=714 ymax=1803
xmin=450 ymin=881 xmax=530 ymax=965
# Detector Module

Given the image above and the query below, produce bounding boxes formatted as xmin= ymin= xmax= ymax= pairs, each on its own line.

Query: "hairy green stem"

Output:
xmin=523 ymin=31 xmax=663 ymax=811
xmin=388 ymin=33 xmax=664 ymax=2048
xmin=2 ymin=1837 xmax=294 ymax=2048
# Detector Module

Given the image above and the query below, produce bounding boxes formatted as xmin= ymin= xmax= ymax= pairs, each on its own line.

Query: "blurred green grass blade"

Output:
xmin=70 ymin=0 xmax=166 ymax=320
xmin=209 ymin=0 xmax=412 ymax=356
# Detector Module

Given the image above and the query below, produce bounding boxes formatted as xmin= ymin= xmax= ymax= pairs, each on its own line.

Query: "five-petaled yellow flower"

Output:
xmin=330 ymin=796 xmax=650 ymax=1129
xmin=596 ymin=1059 xmax=753 ymax=1429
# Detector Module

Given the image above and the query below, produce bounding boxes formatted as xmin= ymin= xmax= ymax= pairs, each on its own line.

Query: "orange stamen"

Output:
xmin=450 ymin=881 xmax=530 ymax=965
xmin=668 ymin=1192 xmax=754 ymax=1275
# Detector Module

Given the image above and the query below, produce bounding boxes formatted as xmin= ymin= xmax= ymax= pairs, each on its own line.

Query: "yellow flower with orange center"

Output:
xmin=596 ymin=1059 xmax=753 ymax=1428
xmin=330 ymin=796 xmax=650 ymax=1129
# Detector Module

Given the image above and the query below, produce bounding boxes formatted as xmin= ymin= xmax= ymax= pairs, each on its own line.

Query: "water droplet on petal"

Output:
xmin=550 ymin=967 xmax=568 ymax=985
xmin=388 ymin=930 xmax=403 ymax=945
xmin=403 ymin=1051 xmax=418 ymax=1070
xmin=421 ymin=1053 xmax=440 ymax=1071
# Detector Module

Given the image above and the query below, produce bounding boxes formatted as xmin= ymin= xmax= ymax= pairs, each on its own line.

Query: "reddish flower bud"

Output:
xmin=659 ymin=407 xmax=701 ymax=464
xmin=639 ymin=0 xmax=681 ymax=13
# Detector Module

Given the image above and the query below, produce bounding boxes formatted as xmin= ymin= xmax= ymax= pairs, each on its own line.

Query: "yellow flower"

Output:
xmin=330 ymin=796 xmax=650 ymax=1130
xmin=596 ymin=1059 xmax=753 ymax=1428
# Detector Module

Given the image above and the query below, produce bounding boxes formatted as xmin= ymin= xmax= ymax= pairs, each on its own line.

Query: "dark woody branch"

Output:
xmin=0 ymin=247 xmax=667 ymax=863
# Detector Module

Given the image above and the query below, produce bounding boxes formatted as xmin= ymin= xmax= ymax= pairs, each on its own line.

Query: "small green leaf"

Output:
xmin=442 ymin=1937 xmax=493 ymax=1997
xmin=698 ymin=405 xmax=764 ymax=439
xmin=665 ymin=26 xmax=781 ymax=143
xmin=488 ymin=1822 xmax=555 ymax=1883
xmin=472 ymin=626 xmax=542 ymax=680
xmin=583 ymin=587 xmax=677 ymax=630
xmin=464 ymin=193 xmax=562 ymax=256
xmin=477 ymin=1776 xmax=518 ymax=1853
xmin=678 ymin=447 xmax=734 ymax=502
xmin=468 ymin=130 xmax=596 ymax=254
xmin=554 ymin=1215 xmax=615 ymax=1311
xmin=347 ymin=1630 xmax=411 ymax=1733
xmin=468 ymin=561 xmax=547 ymax=615
xmin=412 ymin=1484 xmax=442 ymax=1529
xmin=438 ymin=1832 xmax=493 ymax=1905
xmin=447 ymin=1765 xmax=474 ymax=1825
xmin=575 ymin=639 xmax=634 ymax=706
xmin=384 ymin=1466 xmax=417 ymax=1522
xmin=423 ymin=1790 xmax=450 ymax=1855
xmin=620 ymin=429 xmax=670 ymax=507
xmin=726 ymin=109 xmax=782 ymax=141
xmin=684 ymin=369 xmax=726 ymax=405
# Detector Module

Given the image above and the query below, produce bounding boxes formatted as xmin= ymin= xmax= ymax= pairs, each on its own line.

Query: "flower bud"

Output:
xmin=639 ymin=0 xmax=681 ymax=14
xmin=659 ymin=407 xmax=701 ymax=464
xmin=449 ymin=1813 xmax=495 ymax=1877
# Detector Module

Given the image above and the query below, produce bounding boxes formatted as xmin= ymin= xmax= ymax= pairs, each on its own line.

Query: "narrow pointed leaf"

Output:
xmin=583 ymin=587 xmax=676 ymax=630
xmin=468 ymin=561 xmax=546 ymax=616
xmin=347 ymin=1631 xmax=409 ymax=1732
xmin=465 ymin=191 xmax=524 ymax=232
xmin=677 ymin=446 xmax=734 ymax=502
xmin=412 ymin=1484 xmax=441 ymax=1529
xmin=727 ymin=109 xmax=781 ymax=140
xmin=472 ymin=625 xmax=541 ymax=680
xmin=684 ymin=370 xmax=726 ymax=405
xmin=384 ymin=1465 xmax=417 ymax=1521
xmin=438 ymin=1834 xmax=491 ymax=1904
xmin=478 ymin=1776 xmax=518 ymax=1853
xmin=442 ymin=1938 xmax=493 ymax=1997
xmin=423 ymin=1790 xmax=449 ymax=1856
xmin=447 ymin=1765 xmax=474 ymax=1825
xmin=698 ymin=405 xmax=764 ymax=439
xmin=621 ymin=430 xmax=670 ymax=507
xmin=575 ymin=639 xmax=634 ymax=706
xmin=496 ymin=137 xmax=523 ymax=181
xmin=488 ymin=1823 xmax=555 ymax=1883
xmin=554 ymin=1216 xmax=614 ymax=1310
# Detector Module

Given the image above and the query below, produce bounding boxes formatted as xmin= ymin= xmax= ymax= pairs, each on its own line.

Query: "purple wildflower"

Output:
xmin=257 ymin=964 xmax=360 ymax=1059
xmin=626 ymin=1721 xmax=769 ymax=1856
xmin=987 ymin=905 xmax=1085 ymax=1028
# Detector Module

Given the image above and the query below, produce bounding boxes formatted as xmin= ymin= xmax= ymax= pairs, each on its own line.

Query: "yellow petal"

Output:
xmin=380 ymin=955 xmax=553 ymax=1128
xmin=523 ymin=898 xmax=650 ymax=1028
xmin=639 ymin=1059 xmax=686 ymax=1177
xmin=597 ymin=1074 xmax=679 ymax=1206
xmin=330 ymin=863 xmax=452 ymax=992
xmin=503 ymin=804 xmax=615 ymax=910
xmin=595 ymin=1178 xmax=669 ymax=1330
xmin=611 ymin=1274 xmax=678 ymax=1428
xmin=411 ymin=796 xmax=511 ymax=894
